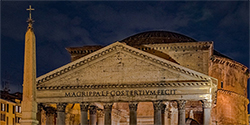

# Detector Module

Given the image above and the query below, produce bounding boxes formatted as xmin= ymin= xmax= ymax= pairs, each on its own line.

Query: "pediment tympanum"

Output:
xmin=36 ymin=42 xmax=217 ymax=103
xmin=37 ymin=42 xmax=211 ymax=87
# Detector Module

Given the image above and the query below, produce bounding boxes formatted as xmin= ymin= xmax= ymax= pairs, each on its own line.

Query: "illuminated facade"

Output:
xmin=34 ymin=31 xmax=249 ymax=125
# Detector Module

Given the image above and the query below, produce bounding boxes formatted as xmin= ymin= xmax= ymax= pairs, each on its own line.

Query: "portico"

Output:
xmin=35 ymin=42 xmax=217 ymax=125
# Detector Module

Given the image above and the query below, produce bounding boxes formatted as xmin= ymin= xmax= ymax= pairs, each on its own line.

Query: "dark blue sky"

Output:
xmin=1 ymin=1 xmax=249 ymax=99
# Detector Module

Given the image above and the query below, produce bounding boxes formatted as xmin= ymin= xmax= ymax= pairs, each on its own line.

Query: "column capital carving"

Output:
xmin=161 ymin=104 xmax=166 ymax=113
xmin=103 ymin=103 xmax=113 ymax=111
xmin=129 ymin=102 xmax=138 ymax=111
xmin=80 ymin=102 xmax=89 ymax=111
xmin=153 ymin=101 xmax=164 ymax=110
xmin=57 ymin=103 xmax=67 ymax=112
xmin=37 ymin=103 xmax=43 ymax=112
xmin=104 ymin=103 xmax=113 ymax=109
xmin=177 ymin=100 xmax=186 ymax=110
xmin=45 ymin=106 xmax=56 ymax=115
xmin=201 ymin=100 xmax=212 ymax=109
xmin=89 ymin=105 xmax=97 ymax=115
xmin=97 ymin=109 xmax=104 ymax=117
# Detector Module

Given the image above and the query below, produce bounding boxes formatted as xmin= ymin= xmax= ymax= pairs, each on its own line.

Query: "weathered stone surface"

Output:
xmin=21 ymin=14 xmax=38 ymax=125
xmin=209 ymin=55 xmax=249 ymax=124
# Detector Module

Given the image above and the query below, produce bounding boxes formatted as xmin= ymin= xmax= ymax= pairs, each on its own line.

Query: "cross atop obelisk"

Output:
xmin=26 ymin=5 xmax=35 ymax=29
xmin=27 ymin=5 xmax=34 ymax=20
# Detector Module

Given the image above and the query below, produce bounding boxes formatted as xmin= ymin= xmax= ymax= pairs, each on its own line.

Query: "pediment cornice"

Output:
xmin=37 ymin=42 xmax=214 ymax=85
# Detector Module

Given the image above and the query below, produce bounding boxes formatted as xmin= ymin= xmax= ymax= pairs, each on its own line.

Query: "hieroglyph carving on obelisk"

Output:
xmin=20 ymin=5 xmax=39 ymax=125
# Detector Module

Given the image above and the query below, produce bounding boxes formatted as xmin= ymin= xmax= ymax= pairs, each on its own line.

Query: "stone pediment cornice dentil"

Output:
xmin=36 ymin=42 xmax=215 ymax=85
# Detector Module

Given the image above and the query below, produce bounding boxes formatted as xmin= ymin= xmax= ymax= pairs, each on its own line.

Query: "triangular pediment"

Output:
xmin=37 ymin=42 xmax=212 ymax=87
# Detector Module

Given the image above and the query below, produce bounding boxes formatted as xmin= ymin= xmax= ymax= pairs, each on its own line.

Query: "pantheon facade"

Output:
xmin=35 ymin=31 xmax=249 ymax=125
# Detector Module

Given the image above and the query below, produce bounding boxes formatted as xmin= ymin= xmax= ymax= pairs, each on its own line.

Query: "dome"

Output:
xmin=120 ymin=31 xmax=197 ymax=46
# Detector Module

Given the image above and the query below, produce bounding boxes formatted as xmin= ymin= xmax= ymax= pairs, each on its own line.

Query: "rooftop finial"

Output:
xmin=26 ymin=5 xmax=35 ymax=30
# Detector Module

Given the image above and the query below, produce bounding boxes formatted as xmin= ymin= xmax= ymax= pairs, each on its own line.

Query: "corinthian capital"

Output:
xmin=177 ymin=100 xmax=186 ymax=110
xmin=202 ymin=100 xmax=212 ymax=109
xmin=80 ymin=102 xmax=89 ymax=111
xmin=89 ymin=106 xmax=97 ymax=115
xmin=129 ymin=102 xmax=138 ymax=111
xmin=153 ymin=101 xmax=164 ymax=110
xmin=97 ymin=109 xmax=104 ymax=117
xmin=103 ymin=103 xmax=113 ymax=111
xmin=57 ymin=103 xmax=67 ymax=112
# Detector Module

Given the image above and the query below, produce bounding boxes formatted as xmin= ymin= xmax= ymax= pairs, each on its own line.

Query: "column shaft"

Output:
xmin=97 ymin=109 xmax=104 ymax=125
xmin=104 ymin=103 xmax=113 ymax=125
xmin=129 ymin=102 xmax=138 ymax=125
xmin=161 ymin=104 xmax=166 ymax=125
xmin=202 ymin=100 xmax=212 ymax=125
xmin=90 ymin=106 xmax=97 ymax=125
xmin=56 ymin=103 xmax=66 ymax=125
xmin=177 ymin=100 xmax=186 ymax=125
xmin=45 ymin=106 xmax=56 ymax=125
xmin=167 ymin=102 xmax=172 ymax=125
xmin=178 ymin=110 xmax=185 ymax=125
xmin=153 ymin=101 xmax=162 ymax=125
xmin=46 ymin=114 xmax=54 ymax=125
xmin=80 ymin=103 xmax=89 ymax=125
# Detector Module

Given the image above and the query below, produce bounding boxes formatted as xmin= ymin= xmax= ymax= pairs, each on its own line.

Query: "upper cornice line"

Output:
xmin=210 ymin=55 xmax=249 ymax=76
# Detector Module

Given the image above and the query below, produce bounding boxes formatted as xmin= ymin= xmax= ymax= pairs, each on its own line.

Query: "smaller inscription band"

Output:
xmin=65 ymin=89 xmax=177 ymax=97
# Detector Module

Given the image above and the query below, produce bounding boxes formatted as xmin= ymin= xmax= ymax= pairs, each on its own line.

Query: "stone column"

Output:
xmin=104 ymin=103 xmax=113 ymax=125
xmin=129 ymin=102 xmax=138 ymax=125
xmin=46 ymin=113 xmax=54 ymax=125
xmin=80 ymin=102 xmax=89 ymax=125
xmin=202 ymin=100 xmax=212 ymax=125
xmin=97 ymin=109 xmax=104 ymax=125
xmin=56 ymin=103 xmax=67 ymax=125
xmin=177 ymin=100 xmax=186 ymax=125
xmin=161 ymin=104 xmax=166 ymax=125
xmin=90 ymin=106 xmax=97 ymax=125
xmin=45 ymin=106 xmax=56 ymax=125
xmin=153 ymin=101 xmax=162 ymax=125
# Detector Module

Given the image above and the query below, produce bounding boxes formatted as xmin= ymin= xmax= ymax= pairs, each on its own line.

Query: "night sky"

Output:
xmin=1 ymin=1 xmax=249 ymax=103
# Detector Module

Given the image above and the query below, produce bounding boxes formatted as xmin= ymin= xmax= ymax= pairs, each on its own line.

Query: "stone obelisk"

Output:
xmin=20 ymin=5 xmax=38 ymax=125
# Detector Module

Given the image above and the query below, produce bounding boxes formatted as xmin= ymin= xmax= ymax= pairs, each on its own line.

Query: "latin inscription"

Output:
xmin=65 ymin=89 xmax=177 ymax=97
